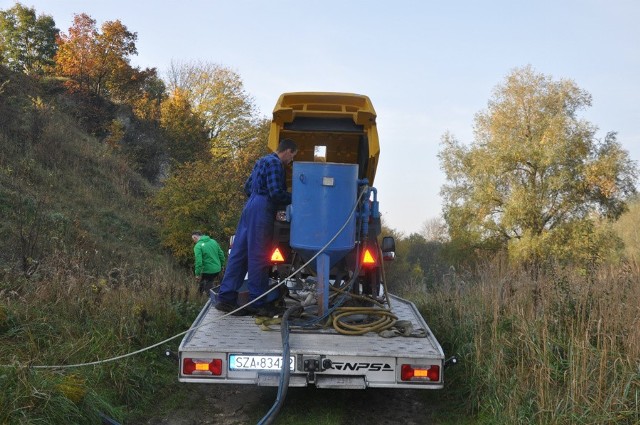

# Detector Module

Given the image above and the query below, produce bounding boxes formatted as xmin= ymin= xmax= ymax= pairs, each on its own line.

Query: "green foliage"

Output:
xmin=0 ymin=63 xmax=204 ymax=424
xmin=153 ymin=112 xmax=270 ymax=265
xmin=509 ymin=218 xmax=623 ymax=270
xmin=612 ymin=196 xmax=640 ymax=267
xmin=0 ymin=3 xmax=59 ymax=75
xmin=439 ymin=66 xmax=638 ymax=266
xmin=380 ymin=221 xmax=454 ymax=295
xmin=0 ymin=367 xmax=105 ymax=424
xmin=0 ymin=111 xmax=160 ymax=276
xmin=152 ymin=63 xmax=269 ymax=259
xmin=0 ymin=257 xmax=202 ymax=424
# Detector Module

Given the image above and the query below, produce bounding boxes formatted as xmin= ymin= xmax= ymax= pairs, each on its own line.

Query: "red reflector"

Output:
xmin=270 ymin=248 xmax=285 ymax=263
xmin=183 ymin=358 xmax=222 ymax=376
xmin=400 ymin=364 xmax=440 ymax=382
xmin=362 ymin=249 xmax=376 ymax=265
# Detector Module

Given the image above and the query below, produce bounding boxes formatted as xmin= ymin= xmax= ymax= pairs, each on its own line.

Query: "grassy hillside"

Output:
xmin=0 ymin=66 xmax=201 ymax=424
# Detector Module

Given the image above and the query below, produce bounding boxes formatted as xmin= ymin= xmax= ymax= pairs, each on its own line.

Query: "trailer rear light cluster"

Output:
xmin=182 ymin=358 xmax=222 ymax=376
xmin=400 ymin=364 xmax=440 ymax=382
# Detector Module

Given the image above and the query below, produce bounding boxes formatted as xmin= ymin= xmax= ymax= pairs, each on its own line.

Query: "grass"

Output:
xmin=0 ymin=70 xmax=205 ymax=422
xmin=0 ymin=253 xmax=202 ymax=424
xmin=403 ymin=258 xmax=640 ymax=425
xmin=0 ymin=254 xmax=204 ymax=424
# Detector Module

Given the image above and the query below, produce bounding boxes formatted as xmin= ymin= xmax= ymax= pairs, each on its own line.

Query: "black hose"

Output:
xmin=257 ymin=305 xmax=303 ymax=425
xmin=259 ymin=185 xmax=370 ymax=424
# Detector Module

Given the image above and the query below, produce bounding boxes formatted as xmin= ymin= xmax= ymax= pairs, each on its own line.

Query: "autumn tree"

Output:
xmin=55 ymin=13 xmax=143 ymax=100
xmin=0 ymin=3 xmax=58 ymax=75
xmin=439 ymin=65 xmax=637 ymax=266
xmin=166 ymin=61 xmax=260 ymax=159
xmin=154 ymin=119 xmax=270 ymax=263
xmin=160 ymin=88 xmax=209 ymax=164
xmin=154 ymin=62 xmax=270 ymax=260
xmin=128 ymin=67 xmax=166 ymax=121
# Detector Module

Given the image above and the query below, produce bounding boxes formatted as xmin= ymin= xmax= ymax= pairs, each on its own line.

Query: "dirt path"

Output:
xmin=134 ymin=383 xmax=448 ymax=425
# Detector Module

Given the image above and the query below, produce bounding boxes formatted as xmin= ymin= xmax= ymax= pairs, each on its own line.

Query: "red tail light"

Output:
xmin=400 ymin=364 xmax=440 ymax=382
xmin=183 ymin=358 xmax=222 ymax=376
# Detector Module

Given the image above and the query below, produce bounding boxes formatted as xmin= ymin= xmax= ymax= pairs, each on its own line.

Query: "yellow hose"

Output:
xmin=327 ymin=249 xmax=397 ymax=335
xmin=331 ymin=307 xmax=397 ymax=335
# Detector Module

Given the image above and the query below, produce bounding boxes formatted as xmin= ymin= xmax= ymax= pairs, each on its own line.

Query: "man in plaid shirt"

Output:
xmin=216 ymin=139 xmax=298 ymax=316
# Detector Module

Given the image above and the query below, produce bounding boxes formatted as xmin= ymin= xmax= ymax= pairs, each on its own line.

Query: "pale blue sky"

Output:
xmin=7 ymin=0 xmax=639 ymax=234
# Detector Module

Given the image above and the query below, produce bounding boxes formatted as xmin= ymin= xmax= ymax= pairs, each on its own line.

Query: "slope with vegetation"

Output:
xmin=0 ymin=63 xmax=197 ymax=423
xmin=0 ymin=4 xmax=273 ymax=423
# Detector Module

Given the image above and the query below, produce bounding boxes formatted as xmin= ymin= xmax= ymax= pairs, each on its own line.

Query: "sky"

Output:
xmin=5 ymin=0 xmax=639 ymax=235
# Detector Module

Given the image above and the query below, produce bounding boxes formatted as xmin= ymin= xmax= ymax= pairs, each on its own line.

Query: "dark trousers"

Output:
xmin=198 ymin=272 xmax=220 ymax=294
xmin=218 ymin=194 xmax=274 ymax=307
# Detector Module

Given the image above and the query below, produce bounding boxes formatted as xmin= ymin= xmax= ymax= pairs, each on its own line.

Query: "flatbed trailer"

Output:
xmin=178 ymin=92 xmax=447 ymax=392
xmin=178 ymin=294 xmax=445 ymax=389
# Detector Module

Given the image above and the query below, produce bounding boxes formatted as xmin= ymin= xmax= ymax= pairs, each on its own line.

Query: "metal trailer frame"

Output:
xmin=178 ymin=294 xmax=445 ymax=389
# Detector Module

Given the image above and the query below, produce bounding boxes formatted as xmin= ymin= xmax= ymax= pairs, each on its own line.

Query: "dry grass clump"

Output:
xmin=0 ymin=249 xmax=204 ymax=424
xmin=408 ymin=258 xmax=640 ymax=425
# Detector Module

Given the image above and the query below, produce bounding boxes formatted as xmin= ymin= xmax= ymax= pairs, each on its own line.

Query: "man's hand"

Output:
xmin=195 ymin=275 xmax=202 ymax=282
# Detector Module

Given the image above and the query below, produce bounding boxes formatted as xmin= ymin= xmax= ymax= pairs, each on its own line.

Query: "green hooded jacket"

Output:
xmin=193 ymin=235 xmax=226 ymax=276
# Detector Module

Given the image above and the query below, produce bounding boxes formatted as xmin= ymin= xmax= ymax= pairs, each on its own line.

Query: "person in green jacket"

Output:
xmin=191 ymin=231 xmax=226 ymax=295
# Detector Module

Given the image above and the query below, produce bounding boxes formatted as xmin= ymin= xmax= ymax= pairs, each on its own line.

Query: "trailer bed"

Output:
xmin=179 ymin=294 xmax=445 ymax=389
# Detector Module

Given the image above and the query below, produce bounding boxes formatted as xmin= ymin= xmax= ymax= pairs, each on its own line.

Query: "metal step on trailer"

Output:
xmin=178 ymin=294 xmax=445 ymax=389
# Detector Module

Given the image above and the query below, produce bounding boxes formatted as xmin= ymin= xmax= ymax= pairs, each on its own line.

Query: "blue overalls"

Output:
xmin=217 ymin=158 xmax=280 ymax=307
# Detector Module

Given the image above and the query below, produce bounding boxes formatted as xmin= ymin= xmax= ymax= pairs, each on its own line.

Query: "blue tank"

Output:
xmin=290 ymin=162 xmax=358 ymax=268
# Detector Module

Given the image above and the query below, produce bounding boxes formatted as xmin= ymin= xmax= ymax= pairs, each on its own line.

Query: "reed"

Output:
xmin=408 ymin=258 xmax=640 ymax=425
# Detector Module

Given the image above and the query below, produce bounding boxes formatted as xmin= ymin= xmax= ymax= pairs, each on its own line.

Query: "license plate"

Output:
xmin=229 ymin=354 xmax=295 ymax=371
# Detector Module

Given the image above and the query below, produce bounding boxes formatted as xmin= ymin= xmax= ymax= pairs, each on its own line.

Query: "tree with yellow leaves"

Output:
xmin=439 ymin=65 xmax=637 ymax=265
xmin=160 ymin=88 xmax=209 ymax=164
xmin=166 ymin=61 xmax=259 ymax=160
xmin=154 ymin=119 xmax=270 ymax=264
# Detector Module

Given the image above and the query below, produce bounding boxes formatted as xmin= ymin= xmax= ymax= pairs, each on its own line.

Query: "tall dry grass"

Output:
xmin=408 ymin=258 xmax=640 ymax=425
xmin=0 ymin=248 xmax=204 ymax=424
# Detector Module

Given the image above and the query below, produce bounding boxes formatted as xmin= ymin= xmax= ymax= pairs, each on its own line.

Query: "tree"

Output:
xmin=128 ymin=67 xmax=166 ymax=121
xmin=420 ymin=216 xmax=448 ymax=242
xmin=55 ymin=13 xmax=138 ymax=98
xmin=160 ymin=88 xmax=209 ymax=164
xmin=154 ymin=62 xmax=270 ymax=259
xmin=166 ymin=61 xmax=259 ymax=159
xmin=0 ymin=3 xmax=58 ymax=75
xmin=153 ymin=119 xmax=270 ymax=263
xmin=439 ymin=65 xmax=637 ymax=265
xmin=612 ymin=196 xmax=640 ymax=267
